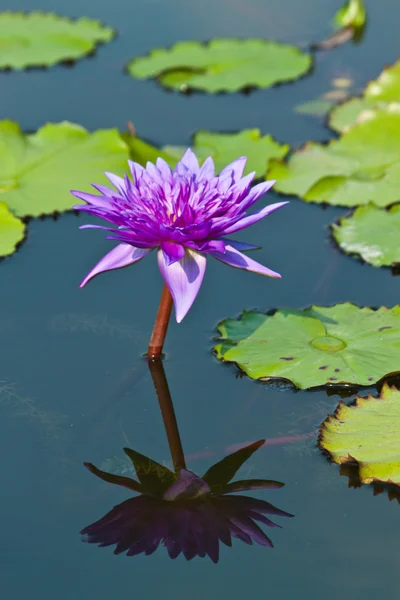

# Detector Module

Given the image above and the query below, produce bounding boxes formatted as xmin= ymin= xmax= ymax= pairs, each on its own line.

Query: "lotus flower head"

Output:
xmin=81 ymin=441 xmax=293 ymax=563
xmin=72 ymin=150 xmax=287 ymax=321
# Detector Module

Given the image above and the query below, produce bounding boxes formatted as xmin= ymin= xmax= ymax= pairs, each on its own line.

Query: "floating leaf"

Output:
xmin=122 ymin=133 xmax=178 ymax=169
xmin=0 ymin=201 xmax=25 ymax=256
xmin=329 ymin=60 xmax=400 ymax=132
xmin=0 ymin=11 xmax=114 ymax=69
xmin=295 ymin=99 xmax=335 ymax=118
xmin=319 ymin=384 xmax=400 ymax=485
xmin=127 ymin=39 xmax=312 ymax=93
xmin=164 ymin=129 xmax=289 ymax=178
xmin=332 ymin=204 xmax=400 ymax=267
xmin=334 ymin=0 xmax=366 ymax=30
xmin=0 ymin=121 xmax=129 ymax=217
xmin=268 ymin=108 xmax=400 ymax=208
xmin=214 ymin=304 xmax=400 ymax=389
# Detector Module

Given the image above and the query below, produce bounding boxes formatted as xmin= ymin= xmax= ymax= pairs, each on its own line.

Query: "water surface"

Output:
xmin=1 ymin=0 xmax=400 ymax=597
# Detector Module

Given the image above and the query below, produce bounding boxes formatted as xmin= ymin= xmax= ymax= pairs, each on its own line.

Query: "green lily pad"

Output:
xmin=0 ymin=201 xmax=25 ymax=256
xmin=268 ymin=107 xmax=400 ymax=208
xmin=164 ymin=129 xmax=289 ymax=178
xmin=0 ymin=120 xmax=129 ymax=217
xmin=0 ymin=11 xmax=114 ymax=69
xmin=332 ymin=204 xmax=400 ymax=268
xmin=319 ymin=384 xmax=400 ymax=485
xmin=127 ymin=39 xmax=312 ymax=93
xmin=214 ymin=304 xmax=400 ymax=389
xmin=334 ymin=0 xmax=366 ymax=30
xmin=295 ymin=99 xmax=335 ymax=118
xmin=122 ymin=133 xmax=178 ymax=169
xmin=329 ymin=60 xmax=400 ymax=132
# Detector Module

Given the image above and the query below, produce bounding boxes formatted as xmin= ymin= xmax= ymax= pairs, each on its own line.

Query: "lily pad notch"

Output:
xmin=127 ymin=38 xmax=313 ymax=93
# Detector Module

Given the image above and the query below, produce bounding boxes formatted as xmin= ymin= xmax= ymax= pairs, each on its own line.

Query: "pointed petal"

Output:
xmin=105 ymin=172 xmax=126 ymax=193
xmin=223 ymin=201 xmax=289 ymax=235
xmin=218 ymin=156 xmax=247 ymax=182
xmin=71 ymin=190 xmax=113 ymax=209
xmin=179 ymin=148 xmax=200 ymax=173
xmin=80 ymin=243 xmax=150 ymax=287
xmin=198 ymin=239 xmax=226 ymax=253
xmin=239 ymin=180 xmax=276 ymax=211
xmin=157 ymin=249 xmax=206 ymax=323
xmin=128 ymin=160 xmax=145 ymax=183
xmin=211 ymin=244 xmax=281 ymax=278
xmin=160 ymin=241 xmax=186 ymax=266
xmin=156 ymin=157 xmax=173 ymax=179
xmin=222 ymin=239 xmax=260 ymax=251
xmin=198 ymin=156 xmax=215 ymax=181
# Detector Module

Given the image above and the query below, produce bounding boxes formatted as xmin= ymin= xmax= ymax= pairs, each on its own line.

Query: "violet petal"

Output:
xmin=160 ymin=241 xmax=186 ymax=266
xmin=80 ymin=244 xmax=151 ymax=287
xmin=157 ymin=249 xmax=206 ymax=323
xmin=218 ymin=156 xmax=247 ymax=182
xmin=210 ymin=244 xmax=281 ymax=278
xmin=222 ymin=201 xmax=289 ymax=235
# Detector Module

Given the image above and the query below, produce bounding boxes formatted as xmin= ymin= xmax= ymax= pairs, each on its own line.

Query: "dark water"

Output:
xmin=1 ymin=0 xmax=400 ymax=597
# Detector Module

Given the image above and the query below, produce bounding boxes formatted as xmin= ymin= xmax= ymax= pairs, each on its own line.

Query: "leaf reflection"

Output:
xmin=81 ymin=359 xmax=293 ymax=562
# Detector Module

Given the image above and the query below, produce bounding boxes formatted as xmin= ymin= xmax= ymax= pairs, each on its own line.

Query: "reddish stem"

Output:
xmin=148 ymin=357 xmax=186 ymax=471
xmin=147 ymin=284 xmax=173 ymax=358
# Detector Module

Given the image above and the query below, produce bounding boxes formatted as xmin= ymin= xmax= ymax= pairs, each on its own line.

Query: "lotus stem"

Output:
xmin=147 ymin=284 xmax=173 ymax=358
xmin=148 ymin=357 xmax=186 ymax=471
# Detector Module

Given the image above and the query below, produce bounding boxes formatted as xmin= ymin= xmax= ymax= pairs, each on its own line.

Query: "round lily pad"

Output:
xmin=214 ymin=304 xmax=400 ymax=389
xmin=329 ymin=59 xmax=400 ymax=133
xmin=267 ymin=107 xmax=400 ymax=208
xmin=0 ymin=201 xmax=25 ymax=256
xmin=163 ymin=129 xmax=289 ymax=178
xmin=332 ymin=204 xmax=400 ymax=267
xmin=0 ymin=11 xmax=114 ymax=69
xmin=127 ymin=39 xmax=312 ymax=93
xmin=0 ymin=120 xmax=129 ymax=217
xmin=319 ymin=384 xmax=400 ymax=485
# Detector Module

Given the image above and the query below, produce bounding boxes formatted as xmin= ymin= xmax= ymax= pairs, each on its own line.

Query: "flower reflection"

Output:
xmin=82 ymin=441 xmax=293 ymax=563
xmin=81 ymin=358 xmax=293 ymax=562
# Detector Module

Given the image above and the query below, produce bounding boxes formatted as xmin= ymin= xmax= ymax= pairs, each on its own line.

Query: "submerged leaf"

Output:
xmin=214 ymin=304 xmax=400 ymax=389
xmin=0 ymin=201 xmax=25 ymax=256
xmin=268 ymin=107 xmax=400 ymax=207
xmin=0 ymin=11 xmax=114 ymax=69
xmin=329 ymin=59 xmax=400 ymax=132
xmin=127 ymin=39 xmax=312 ymax=93
xmin=0 ymin=120 xmax=129 ymax=217
xmin=332 ymin=204 xmax=400 ymax=267
xmin=319 ymin=384 xmax=400 ymax=485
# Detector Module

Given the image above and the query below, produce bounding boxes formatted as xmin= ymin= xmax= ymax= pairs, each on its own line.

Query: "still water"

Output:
xmin=1 ymin=0 xmax=400 ymax=597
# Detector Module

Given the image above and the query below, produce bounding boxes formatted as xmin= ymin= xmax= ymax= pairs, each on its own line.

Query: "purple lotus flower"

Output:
xmin=81 ymin=442 xmax=293 ymax=562
xmin=71 ymin=150 xmax=287 ymax=322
